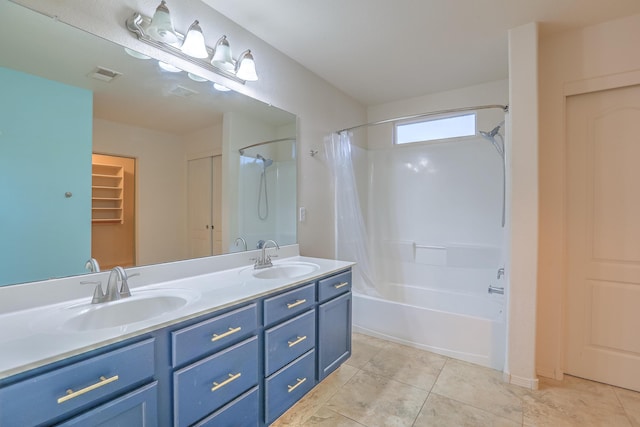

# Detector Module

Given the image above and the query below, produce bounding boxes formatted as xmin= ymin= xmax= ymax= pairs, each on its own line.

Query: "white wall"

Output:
xmin=13 ymin=0 xmax=367 ymax=261
xmin=506 ymin=22 xmax=539 ymax=389
xmin=93 ymin=118 xmax=188 ymax=265
xmin=537 ymin=13 xmax=640 ymax=380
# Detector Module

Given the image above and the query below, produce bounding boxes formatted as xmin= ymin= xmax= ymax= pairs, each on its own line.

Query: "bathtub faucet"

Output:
xmin=497 ymin=267 xmax=505 ymax=279
xmin=488 ymin=285 xmax=504 ymax=295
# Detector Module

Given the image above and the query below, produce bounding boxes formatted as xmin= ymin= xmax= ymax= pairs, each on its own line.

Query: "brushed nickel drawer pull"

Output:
xmin=286 ymin=299 xmax=307 ymax=309
xmin=211 ymin=326 xmax=242 ymax=342
xmin=211 ymin=372 xmax=241 ymax=392
xmin=334 ymin=282 xmax=349 ymax=289
xmin=287 ymin=377 xmax=307 ymax=393
xmin=57 ymin=375 xmax=119 ymax=404
xmin=288 ymin=335 xmax=307 ymax=347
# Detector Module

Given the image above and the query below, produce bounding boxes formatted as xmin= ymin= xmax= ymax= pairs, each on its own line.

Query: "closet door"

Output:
xmin=188 ymin=156 xmax=222 ymax=258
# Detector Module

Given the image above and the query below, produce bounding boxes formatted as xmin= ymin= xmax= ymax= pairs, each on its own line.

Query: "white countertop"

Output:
xmin=0 ymin=255 xmax=353 ymax=380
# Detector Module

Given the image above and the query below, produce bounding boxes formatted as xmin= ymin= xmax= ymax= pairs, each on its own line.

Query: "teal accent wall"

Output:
xmin=0 ymin=67 xmax=93 ymax=286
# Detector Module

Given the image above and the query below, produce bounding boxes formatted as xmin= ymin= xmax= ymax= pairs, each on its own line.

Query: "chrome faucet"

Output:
xmin=254 ymin=239 xmax=279 ymax=269
xmin=497 ymin=267 xmax=505 ymax=279
xmin=84 ymin=258 xmax=100 ymax=273
xmin=84 ymin=266 xmax=132 ymax=304
xmin=235 ymin=237 xmax=248 ymax=252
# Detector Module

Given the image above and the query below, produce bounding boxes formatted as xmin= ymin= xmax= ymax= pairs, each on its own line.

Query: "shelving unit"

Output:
xmin=91 ymin=163 xmax=123 ymax=224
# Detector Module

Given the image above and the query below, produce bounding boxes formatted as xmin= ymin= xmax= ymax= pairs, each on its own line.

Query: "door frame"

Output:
xmin=559 ymin=69 xmax=640 ymax=380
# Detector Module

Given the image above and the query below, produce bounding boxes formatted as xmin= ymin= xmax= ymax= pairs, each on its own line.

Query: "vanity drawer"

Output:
xmin=264 ymin=283 xmax=315 ymax=326
xmin=194 ymin=386 xmax=259 ymax=427
xmin=265 ymin=309 xmax=316 ymax=376
xmin=318 ymin=270 xmax=352 ymax=303
xmin=171 ymin=303 xmax=258 ymax=367
xmin=265 ymin=349 xmax=316 ymax=425
xmin=173 ymin=336 xmax=259 ymax=427
xmin=0 ymin=338 xmax=155 ymax=427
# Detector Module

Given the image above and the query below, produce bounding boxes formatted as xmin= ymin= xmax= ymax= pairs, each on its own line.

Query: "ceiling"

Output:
xmin=202 ymin=0 xmax=640 ymax=106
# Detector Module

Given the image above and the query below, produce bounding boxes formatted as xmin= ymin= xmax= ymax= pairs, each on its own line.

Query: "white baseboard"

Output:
xmin=503 ymin=371 xmax=539 ymax=390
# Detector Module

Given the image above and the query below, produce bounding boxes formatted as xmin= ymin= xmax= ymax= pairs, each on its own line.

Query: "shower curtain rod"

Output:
xmin=238 ymin=137 xmax=296 ymax=154
xmin=336 ymin=104 xmax=509 ymax=134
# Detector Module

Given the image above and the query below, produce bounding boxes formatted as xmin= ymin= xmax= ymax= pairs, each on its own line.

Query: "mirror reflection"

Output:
xmin=0 ymin=1 xmax=297 ymax=286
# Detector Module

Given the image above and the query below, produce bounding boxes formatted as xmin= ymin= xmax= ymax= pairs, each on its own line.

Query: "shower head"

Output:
xmin=479 ymin=120 xmax=505 ymax=158
xmin=480 ymin=120 xmax=505 ymax=139
xmin=256 ymin=154 xmax=274 ymax=168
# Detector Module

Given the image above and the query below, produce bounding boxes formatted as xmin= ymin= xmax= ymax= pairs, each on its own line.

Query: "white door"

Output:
xmin=211 ymin=155 xmax=223 ymax=255
xmin=565 ymin=84 xmax=640 ymax=391
xmin=187 ymin=156 xmax=223 ymax=258
xmin=188 ymin=157 xmax=213 ymax=258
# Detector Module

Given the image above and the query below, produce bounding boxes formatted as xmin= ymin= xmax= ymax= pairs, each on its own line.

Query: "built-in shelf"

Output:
xmin=92 ymin=163 xmax=123 ymax=224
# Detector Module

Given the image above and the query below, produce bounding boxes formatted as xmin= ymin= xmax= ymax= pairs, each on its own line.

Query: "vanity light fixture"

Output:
xmin=211 ymin=36 xmax=234 ymax=72
xmin=180 ymin=20 xmax=208 ymax=59
xmin=158 ymin=61 xmax=182 ymax=72
xmin=125 ymin=2 xmax=258 ymax=85
xmin=235 ymin=50 xmax=258 ymax=81
xmin=146 ymin=1 xmax=178 ymax=45
xmin=213 ymin=82 xmax=231 ymax=92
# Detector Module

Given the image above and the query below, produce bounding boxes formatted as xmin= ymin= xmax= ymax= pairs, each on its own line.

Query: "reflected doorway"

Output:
xmin=91 ymin=153 xmax=136 ymax=269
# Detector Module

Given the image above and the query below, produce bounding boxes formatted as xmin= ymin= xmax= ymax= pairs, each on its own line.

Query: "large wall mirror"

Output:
xmin=0 ymin=1 xmax=297 ymax=286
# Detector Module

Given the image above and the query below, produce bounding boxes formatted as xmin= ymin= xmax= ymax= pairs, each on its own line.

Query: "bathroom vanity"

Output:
xmin=0 ymin=255 xmax=353 ymax=426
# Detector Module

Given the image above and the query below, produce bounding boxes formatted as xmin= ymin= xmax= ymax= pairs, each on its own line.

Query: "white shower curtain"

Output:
xmin=325 ymin=132 xmax=379 ymax=296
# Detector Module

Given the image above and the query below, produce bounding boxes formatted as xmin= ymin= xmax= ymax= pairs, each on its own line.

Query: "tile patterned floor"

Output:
xmin=272 ymin=333 xmax=640 ymax=426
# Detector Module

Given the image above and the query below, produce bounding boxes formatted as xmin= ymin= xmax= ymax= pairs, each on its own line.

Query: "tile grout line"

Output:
xmin=612 ymin=386 xmax=634 ymax=426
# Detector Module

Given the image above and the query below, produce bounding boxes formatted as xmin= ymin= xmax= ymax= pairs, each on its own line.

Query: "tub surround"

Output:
xmin=0 ymin=245 xmax=353 ymax=380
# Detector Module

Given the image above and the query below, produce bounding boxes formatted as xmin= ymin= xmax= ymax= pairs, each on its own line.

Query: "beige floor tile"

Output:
xmin=325 ymin=369 xmax=428 ymax=427
xmin=522 ymin=375 xmax=631 ymax=427
xmin=432 ymin=359 xmax=524 ymax=423
xmin=414 ymin=393 xmax=521 ymax=427
xmin=302 ymin=407 xmax=366 ymax=426
xmin=345 ymin=333 xmax=389 ymax=369
xmin=272 ymin=364 xmax=360 ymax=426
xmin=361 ymin=341 xmax=447 ymax=391
xmin=616 ymin=387 xmax=640 ymax=426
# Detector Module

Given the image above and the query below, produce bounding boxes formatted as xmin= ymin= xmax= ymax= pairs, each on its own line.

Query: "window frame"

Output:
xmin=393 ymin=112 xmax=477 ymax=146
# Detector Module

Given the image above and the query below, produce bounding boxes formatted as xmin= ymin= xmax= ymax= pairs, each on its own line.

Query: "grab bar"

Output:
xmin=488 ymin=285 xmax=504 ymax=295
xmin=414 ymin=244 xmax=446 ymax=250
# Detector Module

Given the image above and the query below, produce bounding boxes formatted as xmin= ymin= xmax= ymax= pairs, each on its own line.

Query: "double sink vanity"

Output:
xmin=0 ymin=246 xmax=353 ymax=426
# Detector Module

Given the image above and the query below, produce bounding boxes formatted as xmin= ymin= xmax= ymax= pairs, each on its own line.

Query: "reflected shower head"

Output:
xmin=256 ymin=154 xmax=274 ymax=168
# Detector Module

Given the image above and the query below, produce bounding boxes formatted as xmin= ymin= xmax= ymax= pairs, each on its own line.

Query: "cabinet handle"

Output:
xmin=288 ymin=335 xmax=307 ymax=347
xmin=211 ymin=326 xmax=242 ymax=342
xmin=287 ymin=377 xmax=307 ymax=393
xmin=57 ymin=375 xmax=119 ymax=404
xmin=211 ymin=372 xmax=241 ymax=392
xmin=286 ymin=299 xmax=307 ymax=309
xmin=334 ymin=282 xmax=349 ymax=289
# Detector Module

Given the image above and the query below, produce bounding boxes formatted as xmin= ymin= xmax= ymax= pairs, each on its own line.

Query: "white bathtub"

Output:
xmin=352 ymin=283 xmax=506 ymax=370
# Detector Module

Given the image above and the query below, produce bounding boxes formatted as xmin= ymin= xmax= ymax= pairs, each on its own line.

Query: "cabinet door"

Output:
xmin=57 ymin=382 xmax=157 ymax=426
xmin=318 ymin=292 xmax=352 ymax=380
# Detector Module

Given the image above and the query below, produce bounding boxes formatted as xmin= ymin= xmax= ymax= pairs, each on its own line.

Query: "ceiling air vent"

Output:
xmin=88 ymin=67 xmax=122 ymax=83
xmin=169 ymin=85 xmax=199 ymax=97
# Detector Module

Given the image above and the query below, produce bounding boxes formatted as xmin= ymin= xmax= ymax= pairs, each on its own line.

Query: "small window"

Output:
xmin=394 ymin=113 xmax=476 ymax=145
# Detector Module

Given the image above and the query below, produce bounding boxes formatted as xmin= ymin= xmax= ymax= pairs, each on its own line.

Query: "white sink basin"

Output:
xmin=251 ymin=262 xmax=320 ymax=280
xmin=38 ymin=288 xmax=200 ymax=332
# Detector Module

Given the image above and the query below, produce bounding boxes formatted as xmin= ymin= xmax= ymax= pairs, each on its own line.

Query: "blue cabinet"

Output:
xmin=265 ymin=350 xmax=316 ymax=424
xmin=57 ymin=382 xmax=158 ymax=426
xmin=0 ymin=267 xmax=352 ymax=426
xmin=173 ymin=336 xmax=259 ymax=427
xmin=318 ymin=292 xmax=352 ymax=380
xmin=0 ymin=338 xmax=155 ymax=427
